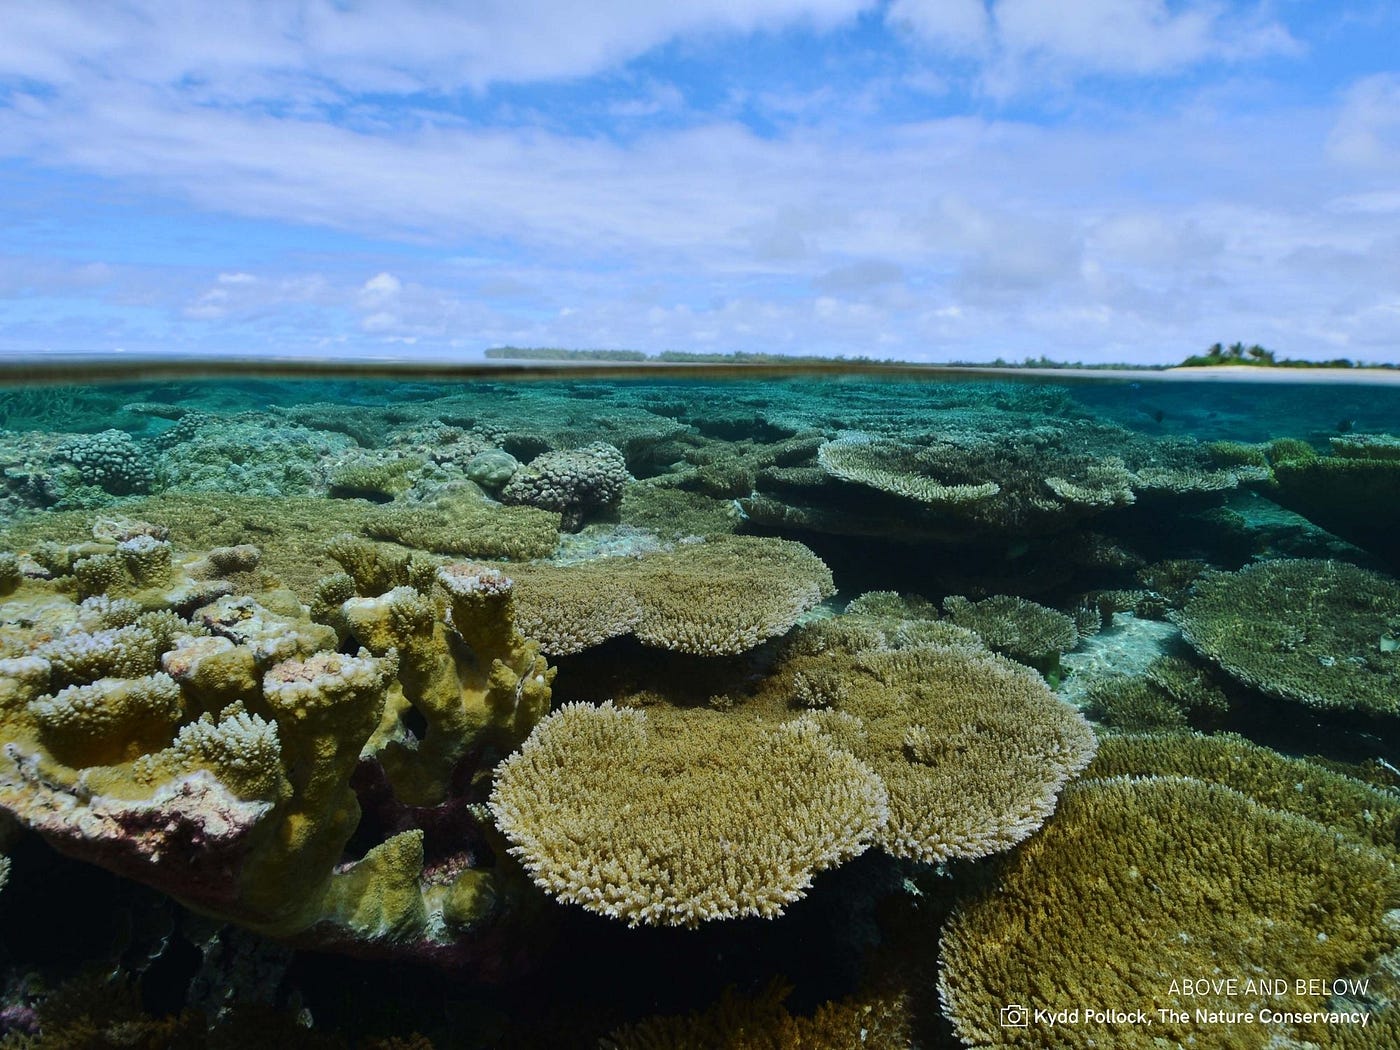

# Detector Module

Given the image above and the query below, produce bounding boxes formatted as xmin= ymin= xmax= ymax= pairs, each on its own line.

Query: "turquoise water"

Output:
xmin=0 ymin=365 xmax=1397 ymax=1048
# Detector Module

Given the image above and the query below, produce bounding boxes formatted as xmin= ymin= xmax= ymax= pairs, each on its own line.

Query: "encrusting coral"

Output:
xmin=0 ymin=520 xmax=557 ymax=971
xmin=939 ymin=775 xmax=1400 ymax=1049
xmin=488 ymin=702 xmax=888 ymax=927
xmin=1175 ymin=558 xmax=1400 ymax=714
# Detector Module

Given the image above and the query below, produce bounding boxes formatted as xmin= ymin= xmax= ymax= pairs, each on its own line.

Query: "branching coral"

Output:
xmin=507 ymin=536 xmax=834 ymax=657
xmin=1176 ymin=558 xmax=1400 ymax=714
xmin=939 ymin=776 xmax=1400 ymax=1049
xmin=488 ymin=702 xmax=888 ymax=927
xmin=941 ymin=594 xmax=1078 ymax=672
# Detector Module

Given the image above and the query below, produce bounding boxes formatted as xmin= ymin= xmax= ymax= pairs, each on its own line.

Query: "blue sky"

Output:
xmin=1 ymin=1 xmax=1398 ymax=364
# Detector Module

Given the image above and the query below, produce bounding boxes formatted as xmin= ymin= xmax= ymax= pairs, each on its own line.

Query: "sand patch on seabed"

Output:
xmin=1059 ymin=613 xmax=1180 ymax=707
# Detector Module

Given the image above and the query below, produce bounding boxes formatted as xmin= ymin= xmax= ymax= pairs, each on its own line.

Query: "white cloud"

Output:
xmin=0 ymin=1 xmax=876 ymax=98
xmin=893 ymin=0 xmax=1297 ymax=91
xmin=887 ymin=0 xmax=992 ymax=52
xmin=1327 ymin=73 xmax=1400 ymax=171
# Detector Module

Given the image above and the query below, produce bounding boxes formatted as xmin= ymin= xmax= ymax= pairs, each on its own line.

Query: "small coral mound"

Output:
xmin=489 ymin=702 xmax=888 ymax=927
xmin=1175 ymin=558 xmax=1400 ymax=714
xmin=939 ymin=776 xmax=1400 ymax=1049
xmin=55 ymin=429 xmax=153 ymax=495
xmin=508 ymin=536 xmax=835 ymax=656
xmin=501 ymin=441 xmax=629 ymax=529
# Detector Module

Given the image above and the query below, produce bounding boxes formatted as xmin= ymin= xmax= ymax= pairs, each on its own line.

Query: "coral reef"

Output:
xmin=939 ymin=775 xmax=1400 ymax=1048
xmin=500 ymin=442 xmax=628 ymax=530
xmin=1088 ymin=731 xmax=1400 ymax=852
xmin=1176 ymin=558 xmax=1400 ymax=714
xmin=941 ymin=593 xmax=1079 ymax=672
xmin=507 ymin=536 xmax=835 ymax=656
xmin=600 ymin=979 xmax=912 ymax=1050
xmin=0 ymin=523 xmax=556 ymax=970
xmin=489 ymin=702 xmax=888 ymax=927
xmin=1271 ymin=432 xmax=1400 ymax=568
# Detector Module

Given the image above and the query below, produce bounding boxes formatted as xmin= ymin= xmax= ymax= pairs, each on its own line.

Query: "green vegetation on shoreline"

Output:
xmin=485 ymin=344 xmax=1395 ymax=370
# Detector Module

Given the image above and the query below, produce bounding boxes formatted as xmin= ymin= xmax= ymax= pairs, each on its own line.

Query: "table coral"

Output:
xmin=508 ymin=536 xmax=835 ymax=657
xmin=1176 ymin=558 xmax=1400 ymax=714
xmin=799 ymin=644 xmax=1096 ymax=863
xmin=941 ymin=593 xmax=1079 ymax=673
xmin=488 ymin=702 xmax=889 ymax=927
xmin=939 ymin=775 xmax=1400 ymax=1049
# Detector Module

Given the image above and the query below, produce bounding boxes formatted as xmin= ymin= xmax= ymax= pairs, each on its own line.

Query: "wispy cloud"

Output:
xmin=0 ymin=2 xmax=1397 ymax=362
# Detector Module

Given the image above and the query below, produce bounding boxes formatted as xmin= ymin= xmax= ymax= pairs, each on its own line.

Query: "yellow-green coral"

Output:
xmin=326 ymin=561 xmax=555 ymax=806
xmin=0 ymin=526 xmax=550 ymax=962
xmin=1176 ymin=558 xmax=1400 ymax=714
xmin=939 ymin=776 xmax=1400 ymax=1049
xmin=941 ymin=593 xmax=1079 ymax=672
xmin=806 ymin=645 xmax=1096 ymax=863
xmin=1087 ymin=731 xmax=1400 ymax=853
xmin=489 ymin=702 xmax=888 ymax=927
xmin=29 ymin=673 xmax=184 ymax=768
xmin=507 ymin=536 xmax=834 ymax=657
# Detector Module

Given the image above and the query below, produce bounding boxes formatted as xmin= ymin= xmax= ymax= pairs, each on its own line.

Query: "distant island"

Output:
xmin=484 ymin=344 xmax=1397 ymax=370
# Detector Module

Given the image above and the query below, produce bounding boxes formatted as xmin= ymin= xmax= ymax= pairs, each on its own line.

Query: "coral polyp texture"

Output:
xmin=799 ymin=644 xmax=1096 ymax=863
xmin=1175 ymin=558 xmax=1400 ymax=714
xmin=939 ymin=775 xmax=1400 ymax=1049
xmin=500 ymin=441 xmax=629 ymax=530
xmin=488 ymin=702 xmax=889 ymax=927
xmin=507 ymin=535 xmax=835 ymax=656
xmin=0 ymin=521 xmax=556 ymax=971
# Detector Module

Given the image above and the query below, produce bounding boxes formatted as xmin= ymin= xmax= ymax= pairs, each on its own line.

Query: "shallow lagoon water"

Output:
xmin=0 ymin=363 xmax=1398 ymax=1048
